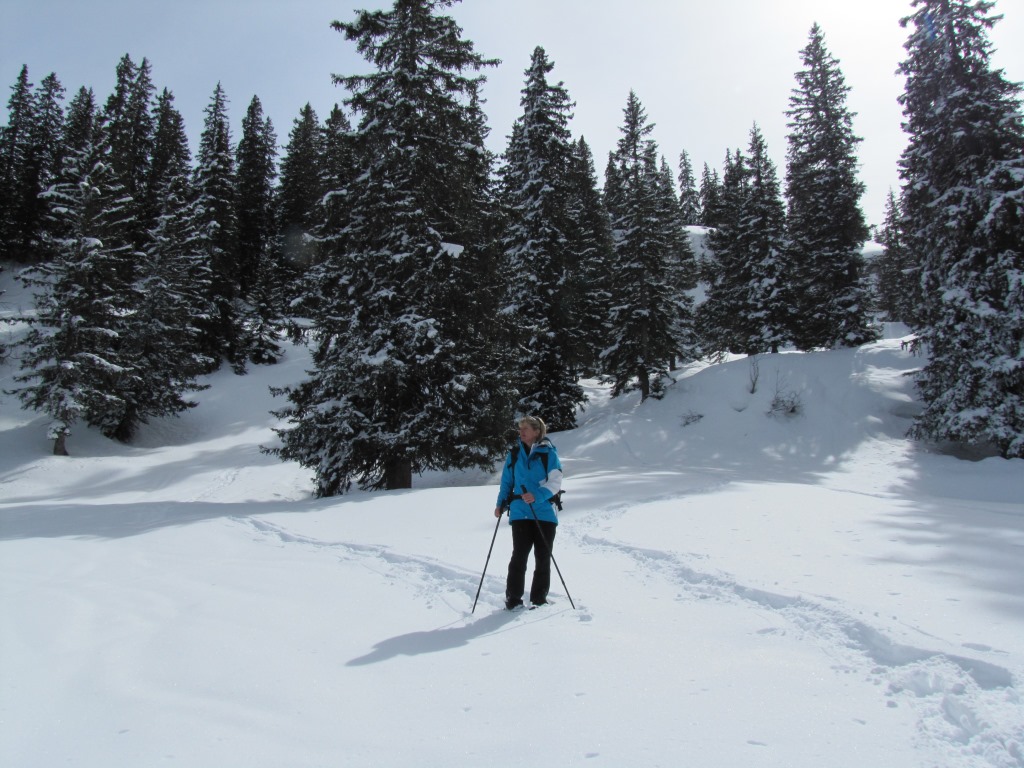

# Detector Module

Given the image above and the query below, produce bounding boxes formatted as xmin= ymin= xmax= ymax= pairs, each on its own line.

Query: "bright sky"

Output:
xmin=3 ymin=0 xmax=1023 ymax=226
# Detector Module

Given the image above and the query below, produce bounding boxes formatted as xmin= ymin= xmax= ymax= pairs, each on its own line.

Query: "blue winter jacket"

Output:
xmin=496 ymin=438 xmax=563 ymax=524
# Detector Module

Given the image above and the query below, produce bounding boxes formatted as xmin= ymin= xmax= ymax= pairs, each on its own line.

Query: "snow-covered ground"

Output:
xmin=2 ymin=267 xmax=1023 ymax=768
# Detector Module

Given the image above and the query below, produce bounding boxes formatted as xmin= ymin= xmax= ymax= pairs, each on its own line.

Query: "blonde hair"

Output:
xmin=518 ymin=415 xmax=547 ymax=441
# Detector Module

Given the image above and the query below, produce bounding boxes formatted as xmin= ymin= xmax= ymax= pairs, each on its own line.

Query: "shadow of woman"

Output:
xmin=346 ymin=609 xmax=534 ymax=666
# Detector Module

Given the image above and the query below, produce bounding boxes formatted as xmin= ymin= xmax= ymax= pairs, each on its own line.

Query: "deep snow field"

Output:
xmin=2 ymin=266 xmax=1023 ymax=768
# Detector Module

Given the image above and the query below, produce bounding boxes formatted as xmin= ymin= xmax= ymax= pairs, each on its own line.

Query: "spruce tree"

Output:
xmin=234 ymin=95 xmax=282 ymax=366
xmin=565 ymin=136 xmax=614 ymax=374
xmin=602 ymin=91 xmax=694 ymax=400
xmin=271 ymin=0 xmax=514 ymax=494
xmin=498 ymin=45 xmax=585 ymax=430
xmin=0 ymin=66 xmax=32 ymax=259
xmin=193 ymin=83 xmax=239 ymax=370
xmin=0 ymin=67 xmax=39 ymax=261
xmin=102 ymin=55 xmax=156 ymax=249
xmin=63 ymin=87 xmax=97 ymax=159
xmin=13 ymin=108 xmax=140 ymax=451
xmin=146 ymin=88 xmax=190 ymax=226
xmin=872 ymin=190 xmax=917 ymax=323
xmin=277 ymin=103 xmax=324 ymax=271
xmin=116 ymin=94 xmax=214 ymax=442
xmin=785 ymin=24 xmax=877 ymax=350
xmin=292 ymin=105 xmax=360 ymax=328
xmin=15 ymin=72 xmax=66 ymax=263
xmin=899 ymin=0 xmax=1024 ymax=458
xmin=703 ymin=127 xmax=790 ymax=356
xmin=317 ymin=104 xmax=359 ymax=256
xmin=677 ymin=149 xmax=701 ymax=225
xmin=141 ymin=93 xmax=216 ymax=387
xmin=698 ymin=162 xmax=724 ymax=228
xmin=656 ymin=153 xmax=699 ymax=363
xmin=699 ymin=149 xmax=744 ymax=355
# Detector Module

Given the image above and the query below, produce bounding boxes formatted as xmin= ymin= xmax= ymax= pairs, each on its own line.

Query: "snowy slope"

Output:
xmin=2 ymin=264 xmax=1023 ymax=768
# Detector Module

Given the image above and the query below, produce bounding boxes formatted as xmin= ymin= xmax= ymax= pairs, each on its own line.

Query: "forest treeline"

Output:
xmin=0 ymin=0 xmax=1021 ymax=492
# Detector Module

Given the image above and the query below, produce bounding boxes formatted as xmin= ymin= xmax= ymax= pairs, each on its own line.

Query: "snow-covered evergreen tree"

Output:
xmin=235 ymin=96 xmax=277 ymax=297
xmin=13 ymin=109 xmax=140 ymax=451
xmin=233 ymin=95 xmax=282 ymax=368
xmin=703 ymin=126 xmax=790 ymax=356
xmin=899 ymin=0 xmax=1024 ymax=458
xmin=277 ymin=103 xmax=324 ymax=272
xmin=146 ymin=88 xmax=189 ymax=227
xmin=565 ymin=136 xmax=615 ymax=375
xmin=143 ymin=94 xmax=215 ymax=366
xmin=102 ymin=55 xmax=155 ymax=250
xmin=0 ymin=66 xmax=62 ymax=263
xmin=602 ymin=91 xmax=694 ymax=401
xmin=498 ymin=45 xmax=586 ymax=431
xmin=193 ymin=83 xmax=239 ymax=371
xmin=698 ymin=162 xmax=723 ymax=229
xmin=316 ymin=103 xmax=359 ymax=260
xmin=60 ymin=87 xmax=97 ymax=168
xmin=785 ymin=24 xmax=877 ymax=350
xmin=872 ymin=190 xmax=918 ymax=323
xmin=16 ymin=72 xmax=66 ymax=264
xmin=655 ymin=153 xmax=699 ymax=363
xmin=271 ymin=0 xmax=514 ymax=494
xmin=0 ymin=66 xmax=34 ymax=261
xmin=677 ymin=149 xmax=701 ymax=226
xmin=117 ymin=97 xmax=214 ymax=442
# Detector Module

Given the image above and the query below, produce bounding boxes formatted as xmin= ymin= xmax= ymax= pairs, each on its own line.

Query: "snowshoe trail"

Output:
xmin=577 ymin=526 xmax=1024 ymax=768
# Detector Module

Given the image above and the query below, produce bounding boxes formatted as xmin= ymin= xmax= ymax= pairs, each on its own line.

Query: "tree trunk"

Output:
xmin=53 ymin=431 xmax=69 ymax=456
xmin=385 ymin=458 xmax=412 ymax=490
xmin=638 ymin=368 xmax=650 ymax=403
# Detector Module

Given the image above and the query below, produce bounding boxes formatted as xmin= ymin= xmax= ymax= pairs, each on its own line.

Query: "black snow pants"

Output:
xmin=506 ymin=519 xmax=557 ymax=606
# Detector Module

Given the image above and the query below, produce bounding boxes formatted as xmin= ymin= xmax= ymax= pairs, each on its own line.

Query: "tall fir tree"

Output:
xmin=193 ymin=82 xmax=240 ymax=371
xmin=655 ymin=153 xmax=699 ymax=364
xmin=317 ymin=104 xmax=359 ymax=259
xmin=0 ymin=66 xmax=54 ymax=262
xmin=698 ymin=162 xmax=724 ymax=228
xmin=899 ymin=0 xmax=1024 ymax=458
xmin=233 ymin=94 xmax=280 ymax=350
xmin=13 ymin=108 xmax=141 ymax=451
xmin=146 ymin=88 xmax=190 ymax=225
xmin=102 ymin=55 xmax=156 ymax=249
xmin=291 ymin=104 xmax=361 ymax=329
xmin=17 ymin=72 xmax=66 ymax=263
xmin=602 ymin=91 xmax=694 ymax=401
xmin=0 ymin=66 xmax=32 ymax=260
xmin=699 ymin=149 xmax=744 ymax=356
xmin=234 ymin=95 xmax=283 ymax=367
xmin=785 ymin=23 xmax=877 ymax=350
xmin=564 ymin=136 xmax=615 ymax=374
xmin=498 ymin=45 xmax=586 ymax=430
xmin=271 ymin=0 xmax=514 ymax=494
xmin=113 ymin=91 xmax=214 ymax=442
xmin=63 ymin=87 xmax=97 ymax=159
xmin=702 ymin=126 xmax=790 ymax=356
xmin=277 ymin=103 xmax=324 ymax=271
xmin=677 ymin=149 xmax=701 ymax=225
xmin=141 ymin=90 xmax=216 ymax=392
xmin=872 ymin=190 xmax=918 ymax=323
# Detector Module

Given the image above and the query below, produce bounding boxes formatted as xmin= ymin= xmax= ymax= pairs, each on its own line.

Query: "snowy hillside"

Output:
xmin=2 ymin=264 xmax=1023 ymax=768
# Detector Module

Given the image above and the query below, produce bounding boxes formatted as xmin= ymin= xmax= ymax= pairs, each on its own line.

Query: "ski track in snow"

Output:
xmin=235 ymin=487 xmax=1024 ymax=768
xmin=568 ymin=503 xmax=1024 ymax=768
xmin=234 ymin=516 xmax=584 ymax=620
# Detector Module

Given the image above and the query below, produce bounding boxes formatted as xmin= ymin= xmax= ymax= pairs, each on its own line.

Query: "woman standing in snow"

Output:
xmin=494 ymin=415 xmax=563 ymax=609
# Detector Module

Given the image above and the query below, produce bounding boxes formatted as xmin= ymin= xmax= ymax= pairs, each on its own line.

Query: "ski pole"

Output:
xmin=471 ymin=507 xmax=504 ymax=614
xmin=521 ymin=485 xmax=575 ymax=610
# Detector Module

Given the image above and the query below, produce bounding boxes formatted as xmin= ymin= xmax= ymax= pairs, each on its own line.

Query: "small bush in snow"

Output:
xmin=681 ymin=410 xmax=704 ymax=427
xmin=767 ymin=372 xmax=802 ymax=418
